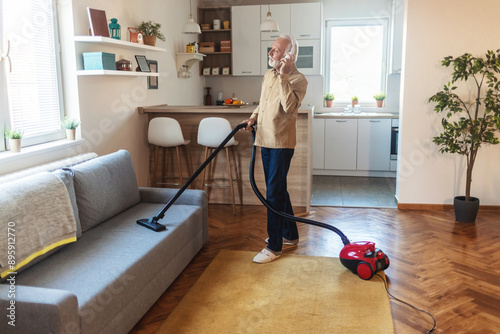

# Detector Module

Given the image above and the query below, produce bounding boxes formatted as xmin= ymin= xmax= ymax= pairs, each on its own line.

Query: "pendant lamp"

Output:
xmin=183 ymin=0 xmax=201 ymax=34
xmin=260 ymin=5 xmax=279 ymax=32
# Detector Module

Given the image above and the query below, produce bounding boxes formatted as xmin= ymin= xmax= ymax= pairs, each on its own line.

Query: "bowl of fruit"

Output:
xmin=224 ymin=98 xmax=248 ymax=107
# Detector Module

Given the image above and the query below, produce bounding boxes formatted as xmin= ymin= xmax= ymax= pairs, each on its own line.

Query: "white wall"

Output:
xmin=67 ymin=0 xmax=204 ymax=186
xmin=398 ymin=0 xmax=500 ymax=205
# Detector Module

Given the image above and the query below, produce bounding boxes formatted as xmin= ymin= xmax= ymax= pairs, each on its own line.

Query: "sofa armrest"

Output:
xmin=139 ymin=187 xmax=209 ymax=242
xmin=139 ymin=187 xmax=207 ymax=207
xmin=0 ymin=284 xmax=80 ymax=334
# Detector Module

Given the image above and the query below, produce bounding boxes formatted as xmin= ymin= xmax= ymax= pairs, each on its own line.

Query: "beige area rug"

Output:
xmin=158 ymin=250 xmax=394 ymax=334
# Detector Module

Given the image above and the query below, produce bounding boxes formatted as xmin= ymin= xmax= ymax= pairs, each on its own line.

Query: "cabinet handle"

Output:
xmin=270 ymin=35 xmax=280 ymax=38
xmin=242 ymin=71 xmax=252 ymax=74
xmin=300 ymin=34 xmax=311 ymax=37
xmin=369 ymin=120 xmax=381 ymax=122
xmin=336 ymin=120 xmax=347 ymax=123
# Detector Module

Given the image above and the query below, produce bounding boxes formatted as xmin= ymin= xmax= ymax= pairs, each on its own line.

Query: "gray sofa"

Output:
xmin=0 ymin=150 xmax=208 ymax=334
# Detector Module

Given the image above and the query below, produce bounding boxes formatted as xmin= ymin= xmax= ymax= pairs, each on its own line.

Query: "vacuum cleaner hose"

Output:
xmin=248 ymin=128 xmax=351 ymax=246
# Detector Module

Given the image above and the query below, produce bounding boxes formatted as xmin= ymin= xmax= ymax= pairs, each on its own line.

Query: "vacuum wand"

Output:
xmin=137 ymin=123 xmax=247 ymax=232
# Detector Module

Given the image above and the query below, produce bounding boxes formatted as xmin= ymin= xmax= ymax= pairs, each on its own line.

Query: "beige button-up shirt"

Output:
xmin=250 ymin=64 xmax=308 ymax=149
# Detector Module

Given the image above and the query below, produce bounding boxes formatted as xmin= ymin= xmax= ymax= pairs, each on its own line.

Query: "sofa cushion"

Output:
xmin=0 ymin=172 xmax=77 ymax=281
xmin=52 ymin=168 xmax=82 ymax=238
xmin=72 ymin=150 xmax=141 ymax=232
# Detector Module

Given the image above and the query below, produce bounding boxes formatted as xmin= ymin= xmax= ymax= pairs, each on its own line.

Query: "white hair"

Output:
xmin=279 ymin=34 xmax=299 ymax=62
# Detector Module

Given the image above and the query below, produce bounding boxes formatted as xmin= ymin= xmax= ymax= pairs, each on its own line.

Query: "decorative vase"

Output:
xmin=143 ymin=35 xmax=157 ymax=46
xmin=325 ymin=100 xmax=333 ymax=108
xmin=376 ymin=100 xmax=384 ymax=108
xmin=454 ymin=196 xmax=480 ymax=223
xmin=66 ymin=128 xmax=76 ymax=141
xmin=9 ymin=139 xmax=21 ymax=153
xmin=352 ymin=100 xmax=358 ymax=107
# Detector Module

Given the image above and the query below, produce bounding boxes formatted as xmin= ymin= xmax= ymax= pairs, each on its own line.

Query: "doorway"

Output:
xmin=311 ymin=175 xmax=397 ymax=208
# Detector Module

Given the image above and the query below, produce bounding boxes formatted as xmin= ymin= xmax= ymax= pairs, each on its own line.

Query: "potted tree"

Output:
xmin=373 ymin=93 xmax=386 ymax=108
xmin=138 ymin=21 xmax=166 ymax=46
xmin=324 ymin=93 xmax=334 ymax=107
xmin=4 ymin=128 xmax=23 ymax=153
xmin=62 ymin=117 xmax=80 ymax=141
xmin=429 ymin=50 xmax=500 ymax=223
xmin=351 ymin=96 xmax=359 ymax=107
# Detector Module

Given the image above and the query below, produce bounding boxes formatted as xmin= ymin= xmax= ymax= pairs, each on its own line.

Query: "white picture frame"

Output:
xmin=203 ymin=67 xmax=211 ymax=75
xmin=212 ymin=67 xmax=220 ymax=75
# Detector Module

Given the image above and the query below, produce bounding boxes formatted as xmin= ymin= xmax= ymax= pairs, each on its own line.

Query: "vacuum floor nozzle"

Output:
xmin=137 ymin=218 xmax=166 ymax=232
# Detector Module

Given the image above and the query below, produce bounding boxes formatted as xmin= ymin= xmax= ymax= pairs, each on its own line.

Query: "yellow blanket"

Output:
xmin=0 ymin=172 xmax=77 ymax=279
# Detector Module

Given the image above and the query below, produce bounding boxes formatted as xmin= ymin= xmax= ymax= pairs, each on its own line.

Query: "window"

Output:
xmin=324 ymin=18 xmax=389 ymax=104
xmin=1 ymin=0 xmax=64 ymax=151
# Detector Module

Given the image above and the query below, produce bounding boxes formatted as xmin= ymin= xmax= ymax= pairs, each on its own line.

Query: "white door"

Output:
xmin=324 ymin=119 xmax=358 ymax=170
xmin=357 ymin=119 xmax=391 ymax=171
xmin=312 ymin=118 xmax=325 ymax=169
xmin=232 ymin=5 xmax=261 ymax=76
xmin=291 ymin=3 xmax=322 ymax=39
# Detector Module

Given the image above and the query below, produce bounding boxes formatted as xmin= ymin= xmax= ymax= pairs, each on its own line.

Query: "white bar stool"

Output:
xmin=148 ymin=117 xmax=192 ymax=188
xmin=197 ymin=117 xmax=240 ymax=215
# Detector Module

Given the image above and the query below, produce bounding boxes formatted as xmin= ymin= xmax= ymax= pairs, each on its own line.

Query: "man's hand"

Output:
xmin=241 ymin=118 xmax=255 ymax=132
xmin=279 ymin=53 xmax=295 ymax=75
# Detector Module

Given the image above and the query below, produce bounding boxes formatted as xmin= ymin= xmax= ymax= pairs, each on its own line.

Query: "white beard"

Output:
xmin=268 ymin=57 xmax=280 ymax=69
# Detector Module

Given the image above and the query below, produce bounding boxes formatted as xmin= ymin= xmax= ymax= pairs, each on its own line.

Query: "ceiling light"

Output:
xmin=260 ymin=5 xmax=279 ymax=32
xmin=183 ymin=0 xmax=201 ymax=34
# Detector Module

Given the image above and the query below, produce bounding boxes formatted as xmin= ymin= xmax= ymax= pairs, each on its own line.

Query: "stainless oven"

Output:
xmin=390 ymin=119 xmax=399 ymax=160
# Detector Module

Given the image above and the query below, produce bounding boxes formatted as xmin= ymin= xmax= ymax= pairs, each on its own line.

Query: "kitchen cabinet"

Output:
xmin=232 ymin=5 xmax=261 ymax=76
xmin=260 ymin=4 xmax=291 ymax=41
xmin=312 ymin=118 xmax=325 ymax=169
xmin=198 ymin=7 xmax=232 ymax=76
xmin=291 ymin=3 xmax=322 ymax=40
xmin=324 ymin=119 xmax=358 ymax=170
xmin=357 ymin=119 xmax=391 ymax=171
xmin=313 ymin=117 xmax=393 ymax=174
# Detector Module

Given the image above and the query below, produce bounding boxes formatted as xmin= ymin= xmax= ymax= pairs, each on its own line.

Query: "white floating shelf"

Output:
xmin=77 ymin=70 xmax=159 ymax=77
xmin=176 ymin=53 xmax=206 ymax=70
xmin=74 ymin=36 xmax=166 ymax=52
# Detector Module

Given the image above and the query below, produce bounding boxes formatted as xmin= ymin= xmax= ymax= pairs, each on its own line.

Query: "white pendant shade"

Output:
xmin=183 ymin=14 xmax=201 ymax=34
xmin=260 ymin=12 xmax=279 ymax=32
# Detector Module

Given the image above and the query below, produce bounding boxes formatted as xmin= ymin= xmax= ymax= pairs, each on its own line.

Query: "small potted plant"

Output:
xmin=373 ymin=93 xmax=386 ymax=107
xmin=324 ymin=93 xmax=334 ymax=107
xmin=138 ymin=21 xmax=166 ymax=46
xmin=351 ymin=96 xmax=359 ymax=107
xmin=429 ymin=50 xmax=500 ymax=223
xmin=4 ymin=128 xmax=23 ymax=153
xmin=62 ymin=117 xmax=80 ymax=141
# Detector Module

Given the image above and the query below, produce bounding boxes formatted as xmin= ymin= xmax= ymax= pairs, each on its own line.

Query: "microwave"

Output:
xmin=261 ymin=39 xmax=321 ymax=75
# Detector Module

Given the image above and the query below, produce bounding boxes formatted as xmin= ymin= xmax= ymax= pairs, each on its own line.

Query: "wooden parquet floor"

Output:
xmin=130 ymin=204 xmax=500 ymax=334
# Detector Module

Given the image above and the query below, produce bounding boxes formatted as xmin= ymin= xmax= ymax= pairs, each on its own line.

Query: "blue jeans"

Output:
xmin=261 ymin=147 xmax=299 ymax=252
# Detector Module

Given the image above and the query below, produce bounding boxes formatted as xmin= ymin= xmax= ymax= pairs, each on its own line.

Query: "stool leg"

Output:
xmin=152 ymin=145 xmax=160 ymax=187
xmin=226 ymin=147 xmax=236 ymax=215
xmin=200 ymin=146 xmax=209 ymax=190
xmin=176 ymin=146 xmax=183 ymax=187
xmin=182 ymin=145 xmax=194 ymax=189
xmin=162 ymin=147 xmax=168 ymax=187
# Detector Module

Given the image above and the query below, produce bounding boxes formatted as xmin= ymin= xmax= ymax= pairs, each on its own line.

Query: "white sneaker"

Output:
xmin=253 ymin=248 xmax=281 ymax=264
xmin=265 ymin=237 xmax=299 ymax=246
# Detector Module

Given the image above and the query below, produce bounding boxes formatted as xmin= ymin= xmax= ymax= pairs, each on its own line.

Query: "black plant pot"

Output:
xmin=454 ymin=196 xmax=480 ymax=223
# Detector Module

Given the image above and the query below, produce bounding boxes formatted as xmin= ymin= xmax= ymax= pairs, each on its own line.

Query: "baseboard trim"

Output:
xmin=398 ymin=203 xmax=500 ymax=211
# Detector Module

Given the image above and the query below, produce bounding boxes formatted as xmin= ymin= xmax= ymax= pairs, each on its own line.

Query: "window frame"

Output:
xmin=0 ymin=0 xmax=65 ymax=151
xmin=324 ymin=17 xmax=390 ymax=106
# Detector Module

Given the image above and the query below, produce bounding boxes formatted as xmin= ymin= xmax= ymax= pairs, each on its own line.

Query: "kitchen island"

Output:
xmin=138 ymin=105 xmax=313 ymax=211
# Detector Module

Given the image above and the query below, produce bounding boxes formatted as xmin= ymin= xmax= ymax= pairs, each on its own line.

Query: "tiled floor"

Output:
xmin=311 ymin=175 xmax=397 ymax=208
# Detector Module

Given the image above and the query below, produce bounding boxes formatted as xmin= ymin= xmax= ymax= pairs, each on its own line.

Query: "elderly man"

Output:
xmin=242 ymin=34 xmax=308 ymax=263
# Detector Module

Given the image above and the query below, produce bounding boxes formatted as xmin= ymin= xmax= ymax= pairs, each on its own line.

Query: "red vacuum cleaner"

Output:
xmin=138 ymin=123 xmax=390 ymax=280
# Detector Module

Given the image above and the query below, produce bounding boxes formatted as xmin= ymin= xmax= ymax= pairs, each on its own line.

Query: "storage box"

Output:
xmin=199 ymin=42 xmax=215 ymax=53
xmin=220 ymin=40 xmax=231 ymax=52
xmin=83 ymin=52 xmax=116 ymax=70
